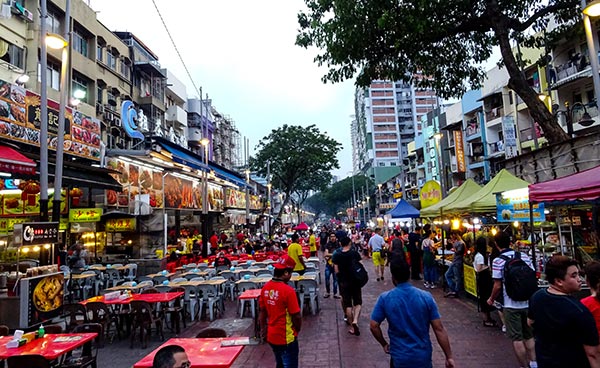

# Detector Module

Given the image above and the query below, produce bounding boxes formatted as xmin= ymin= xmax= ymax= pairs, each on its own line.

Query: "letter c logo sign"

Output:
xmin=120 ymin=100 xmax=145 ymax=140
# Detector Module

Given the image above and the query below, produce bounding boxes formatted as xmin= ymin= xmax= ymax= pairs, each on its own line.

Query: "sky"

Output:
xmin=89 ymin=0 xmax=356 ymax=179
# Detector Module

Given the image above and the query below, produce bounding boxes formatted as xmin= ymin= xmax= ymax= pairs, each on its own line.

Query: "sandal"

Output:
xmin=352 ymin=323 xmax=360 ymax=336
xmin=483 ymin=320 xmax=498 ymax=327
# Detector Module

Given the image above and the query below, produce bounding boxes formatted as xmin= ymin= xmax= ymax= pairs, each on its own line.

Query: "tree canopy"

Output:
xmin=296 ymin=0 xmax=582 ymax=144
xmin=249 ymin=124 xmax=342 ymax=226
xmin=305 ymin=174 xmax=374 ymax=218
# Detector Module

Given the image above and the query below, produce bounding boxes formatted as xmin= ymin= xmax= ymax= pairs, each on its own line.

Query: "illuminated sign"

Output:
xmin=120 ymin=100 xmax=145 ymax=140
xmin=453 ymin=130 xmax=466 ymax=173
xmin=21 ymin=222 xmax=59 ymax=245
xmin=419 ymin=180 xmax=442 ymax=209
xmin=496 ymin=188 xmax=545 ymax=223
xmin=105 ymin=218 xmax=136 ymax=232
xmin=68 ymin=208 xmax=103 ymax=223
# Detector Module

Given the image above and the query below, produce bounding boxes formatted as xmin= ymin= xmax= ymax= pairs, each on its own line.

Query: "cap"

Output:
xmin=273 ymin=255 xmax=296 ymax=270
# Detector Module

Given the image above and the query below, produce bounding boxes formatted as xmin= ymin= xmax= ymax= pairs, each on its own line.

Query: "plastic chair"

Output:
xmin=237 ymin=270 xmax=254 ymax=280
xmin=152 ymin=275 xmax=168 ymax=285
xmin=237 ymin=281 xmax=259 ymax=318
xmin=123 ymin=264 xmax=137 ymax=281
xmin=137 ymin=280 xmax=154 ymax=291
xmin=171 ymin=277 xmax=187 ymax=284
xmin=184 ymin=273 xmax=201 ymax=281
xmin=219 ymin=271 xmax=236 ymax=301
xmin=297 ymin=279 xmax=320 ymax=316
xmin=104 ymin=268 xmax=122 ymax=288
xmin=60 ymin=323 xmax=103 ymax=368
xmin=195 ymin=327 xmax=227 ymax=338
xmin=163 ymin=287 xmax=186 ymax=334
xmin=186 ymin=263 xmax=197 ymax=268
xmin=197 ymin=284 xmax=221 ymax=321
xmin=130 ymin=300 xmax=164 ymax=349
xmin=154 ymin=285 xmax=172 ymax=293
xmin=63 ymin=303 xmax=89 ymax=332
xmin=81 ymin=271 xmax=99 ymax=299
xmin=181 ymin=284 xmax=199 ymax=321
xmin=141 ymin=287 xmax=159 ymax=294
xmin=136 ymin=276 xmax=153 ymax=283
xmin=7 ymin=354 xmax=51 ymax=368
xmin=85 ymin=301 xmax=119 ymax=344
xmin=43 ymin=324 xmax=63 ymax=334
xmin=189 ymin=276 xmax=205 ymax=281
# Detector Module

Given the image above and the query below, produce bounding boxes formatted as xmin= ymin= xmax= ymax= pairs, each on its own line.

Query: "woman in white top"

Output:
xmin=474 ymin=236 xmax=497 ymax=327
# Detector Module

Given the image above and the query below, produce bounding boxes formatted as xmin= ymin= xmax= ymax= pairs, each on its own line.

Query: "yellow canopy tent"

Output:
xmin=420 ymin=178 xmax=482 ymax=218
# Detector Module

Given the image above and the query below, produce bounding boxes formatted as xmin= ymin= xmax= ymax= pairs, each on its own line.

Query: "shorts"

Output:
xmin=372 ymin=251 xmax=385 ymax=266
xmin=340 ymin=284 xmax=362 ymax=309
xmin=504 ymin=308 xmax=533 ymax=341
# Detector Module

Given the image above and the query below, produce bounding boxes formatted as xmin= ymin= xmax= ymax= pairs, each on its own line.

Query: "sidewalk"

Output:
xmin=99 ymin=258 xmax=519 ymax=367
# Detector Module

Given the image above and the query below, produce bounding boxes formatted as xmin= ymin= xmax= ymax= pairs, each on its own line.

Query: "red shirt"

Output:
xmin=236 ymin=233 xmax=245 ymax=242
xmin=259 ymin=280 xmax=300 ymax=345
xmin=581 ymin=295 xmax=600 ymax=338
xmin=210 ymin=235 xmax=219 ymax=248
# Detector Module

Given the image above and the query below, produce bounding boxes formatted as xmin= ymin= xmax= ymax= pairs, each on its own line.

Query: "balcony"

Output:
xmin=166 ymin=105 xmax=187 ymax=127
xmin=550 ymin=58 xmax=592 ymax=89
xmin=485 ymin=107 xmax=504 ymax=123
xmin=487 ymin=140 xmax=505 ymax=156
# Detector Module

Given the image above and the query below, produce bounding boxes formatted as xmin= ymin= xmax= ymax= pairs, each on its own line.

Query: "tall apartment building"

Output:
xmin=212 ymin=110 xmax=240 ymax=170
xmin=352 ymin=79 xmax=440 ymax=184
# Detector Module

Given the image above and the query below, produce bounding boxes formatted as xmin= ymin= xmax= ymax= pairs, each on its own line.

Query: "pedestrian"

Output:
xmin=286 ymin=233 xmax=306 ymax=275
xmin=259 ymin=255 xmax=302 ymax=368
xmin=209 ymin=231 xmax=219 ymax=255
xmin=333 ymin=236 xmax=364 ymax=336
xmin=444 ymin=231 xmax=465 ymax=297
xmin=214 ymin=251 xmax=231 ymax=268
xmin=68 ymin=241 xmax=86 ymax=269
xmin=528 ymin=255 xmax=599 ymax=367
xmin=351 ymin=228 xmax=362 ymax=250
xmin=152 ymin=345 xmax=190 ymax=368
xmin=421 ymin=229 xmax=438 ymax=289
xmin=318 ymin=226 xmax=329 ymax=253
xmin=370 ymin=253 xmax=455 ymax=368
xmin=473 ymin=236 xmax=496 ymax=327
xmin=323 ymin=233 xmax=340 ymax=299
xmin=407 ymin=226 xmax=423 ymax=280
xmin=368 ymin=227 xmax=387 ymax=282
xmin=308 ymin=229 xmax=317 ymax=257
xmin=582 ymin=260 xmax=600 ymax=336
xmin=487 ymin=232 xmax=536 ymax=368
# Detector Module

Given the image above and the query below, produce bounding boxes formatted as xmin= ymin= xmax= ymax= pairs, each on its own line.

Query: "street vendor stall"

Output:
xmin=420 ymin=179 xmax=482 ymax=218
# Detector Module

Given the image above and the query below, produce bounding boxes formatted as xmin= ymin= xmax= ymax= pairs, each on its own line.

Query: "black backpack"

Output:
xmin=351 ymin=256 xmax=369 ymax=288
xmin=499 ymin=252 xmax=538 ymax=301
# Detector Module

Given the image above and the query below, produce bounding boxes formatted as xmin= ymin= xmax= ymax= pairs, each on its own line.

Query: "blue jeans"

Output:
xmin=324 ymin=265 xmax=338 ymax=294
xmin=445 ymin=262 xmax=463 ymax=293
xmin=270 ymin=339 xmax=299 ymax=368
xmin=423 ymin=265 xmax=438 ymax=284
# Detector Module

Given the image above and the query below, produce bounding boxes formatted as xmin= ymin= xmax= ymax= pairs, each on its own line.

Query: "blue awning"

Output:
xmin=160 ymin=143 xmax=206 ymax=172
xmin=210 ymin=165 xmax=246 ymax=187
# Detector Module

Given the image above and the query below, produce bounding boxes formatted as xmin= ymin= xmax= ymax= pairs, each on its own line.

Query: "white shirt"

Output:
xmin=473 ymin=252 xmax=488 ymax=273
xmin=491 ymin=250 xmax=533 ymax=309
xmin=368 ymin=233 xmax=385 ymax=251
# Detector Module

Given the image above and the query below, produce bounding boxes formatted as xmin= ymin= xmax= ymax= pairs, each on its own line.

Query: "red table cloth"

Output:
xmin=81 ymin=291 xmax=183 ymax=305
xmin=0 ymin=333 xmax=97 ymax=360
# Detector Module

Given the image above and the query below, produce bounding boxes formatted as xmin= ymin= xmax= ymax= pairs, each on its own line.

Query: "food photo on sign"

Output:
xmin=20 ymin=273 xmax=64 ymax=327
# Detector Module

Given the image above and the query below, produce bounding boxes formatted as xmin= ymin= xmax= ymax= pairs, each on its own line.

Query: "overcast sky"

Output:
xmin=90 ymin=0 xmax=356 ymax=179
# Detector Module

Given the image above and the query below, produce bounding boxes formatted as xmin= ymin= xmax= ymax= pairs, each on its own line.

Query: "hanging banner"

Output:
xmin=453 ymin=130 xmax=466 ymax=172
xmin=496 ymin=188 xmax=545 ymax=223
xmin=502 ymin=116 xmax=518 ymax=158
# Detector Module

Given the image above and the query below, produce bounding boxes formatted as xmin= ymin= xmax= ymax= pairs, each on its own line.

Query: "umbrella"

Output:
xmin=293 ymin=222 xmax=309 ymax=231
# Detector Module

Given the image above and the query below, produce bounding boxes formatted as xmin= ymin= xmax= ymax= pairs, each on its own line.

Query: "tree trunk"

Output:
xmin=493 ymin=22 xmax=570 ymax=144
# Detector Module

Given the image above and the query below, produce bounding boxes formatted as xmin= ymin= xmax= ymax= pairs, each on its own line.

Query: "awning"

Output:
xmin=46 ymin=164 xmax=123 ymax=191
xmin=386 ymin=199 xmax=420 ymax=218
xmin=529 ymin=165 xmax=600 ymax=203
xmin=210 ymin=165 xmax=246 ymax=187
xmin=160 ymin=143 xmax=206 ymax=172
xmin=0 ymin=145 xmax=36 ymax=175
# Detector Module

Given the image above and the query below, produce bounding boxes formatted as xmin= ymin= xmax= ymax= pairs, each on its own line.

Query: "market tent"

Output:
xmin=444 ymin=169 xmax=530 ymax=213
xmin=293 ymin=222 xmax=310 ymax=231
xmin=420 ymin=179 xmax=482 ymax=218
xmin=387 ymin=199 xmax=420 ymax=218
xmin=529 ymin=165 xmax=600 ymax=203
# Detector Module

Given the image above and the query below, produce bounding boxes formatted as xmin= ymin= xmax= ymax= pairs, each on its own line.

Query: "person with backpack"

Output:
xmin=333 ymin=236 xmax=365 ymax=336
xmin=487 ymin=232 xmax=537 ymax=368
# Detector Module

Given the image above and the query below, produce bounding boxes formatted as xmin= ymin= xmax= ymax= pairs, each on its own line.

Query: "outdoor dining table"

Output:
xmin=88 ymin=265 xmax=127 ymax=272
xmin=147 ymin=272 xmax=176 ymax=279
xmin=238 ymin=289 xmax=262 ymax=338
xmin=179 ymin=270 xmax=210 ymax=278
xmin=132 ymin=337 xmax=245 ymax=368
xmin=81 ymin=291 xmax=184 ymax=305
xmin=235 ymin=276 xmax=271 ymax=286
xmin=103 ymin=284 xmax=145 ymax=293
xmin=0 ymin=333 xmax=97 ymax=360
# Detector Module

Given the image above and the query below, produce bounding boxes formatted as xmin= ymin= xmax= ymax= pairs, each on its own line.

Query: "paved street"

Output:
xmin=101 ymin=258 xmax=519 ymax=368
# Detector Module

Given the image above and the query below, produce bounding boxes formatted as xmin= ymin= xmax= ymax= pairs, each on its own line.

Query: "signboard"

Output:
xmin=463 ymin=264 xmax=477 ymax=297
xmin=419 ymin=180 xmax=442 ymax=209
xmin=502 ymin=116 xmax=518 ymax=158
xmin=0 ymin=217 xmax=27 ymax=232
xmin=105 ymin=218 xmax=137 ymax=232
xmin=19 ymin=272 xmax=64 ymax=328
xmin=21 ymin=222 xmax=59 ymax=245
xmin=453 ymin=130 xmax=466 ymax=172
xmin=496 ymin=188 xmax=545 ymax=223
xmin=121 ymin=100 xmax=145 ymax=139
xmin=106 ymin=158 xmax=164 ymax=209
xmin=68 ymin=208 xmax=103 ymax=223
xmin=0 ymin=79 xmax=100 ymax=161
xmin=1 ymin=188 xmax=67 ymax=217
xmin=392 ymin=192 xmax=403 ymax=199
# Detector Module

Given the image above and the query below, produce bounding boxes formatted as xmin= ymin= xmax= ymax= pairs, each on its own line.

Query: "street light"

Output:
xmin=377 ymin=183 xmax=383 ymax=215
xmin=433 ymin=132 xmax=445 ymax=197
xmin=553 ymin=101 xmax=595 ymax=137
xmin=582 ymin=0 xmax=600 ymax=114
xmin=200 ymin=137 xmax=209 ymax=257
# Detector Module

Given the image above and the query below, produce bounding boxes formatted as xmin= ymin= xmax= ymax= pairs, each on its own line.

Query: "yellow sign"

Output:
xmin=463 ymin=264 xmax=477 ymax=297
xmin=0 ymin=217 xmax=27 ymax=232
xmin=105 ymin=218 xmax=136 ymax=232
xmin=59 ymin=218 xmax=69 ymax=231
xmin=392 ymin=192 xmax=403 ymax=199
xmin=419 ymin=180 xmax=442 ymax=208
xmin=68 ymin=208 xmax=103 ymax=223
xmin=453 ymin=130 xmax=466 ymax=173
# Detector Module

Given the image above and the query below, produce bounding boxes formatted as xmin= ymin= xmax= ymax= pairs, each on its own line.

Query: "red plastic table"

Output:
xmin=238 ymin=289 xmax=262 ymax=338
xmin=132 ymin=338 xmax=244 ymax=368
xmin=0 ymin=333 xmax=97 ymax=360
xmin=81 ymin=291 xmax=183 ymax=305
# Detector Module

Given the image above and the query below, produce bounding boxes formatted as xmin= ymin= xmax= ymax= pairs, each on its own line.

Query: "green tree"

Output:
xmin=305 ymin=174 xmax=374 ymax=218
xmin=296 ymin=0 xmax=580 ymax=144
xmin=250 ymin=124 xmax=342 ymax=229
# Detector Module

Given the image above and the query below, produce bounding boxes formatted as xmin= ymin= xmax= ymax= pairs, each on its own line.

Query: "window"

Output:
xmin=120 ymin=59 xmax=129 ymax=79
xmin=97 ymin=86 xmax=103 ymax=104
xmin=37 ymin=61 xmax=60 ymax=90
xmin=0 ymin=39 xmax=25 ymax=69
xmin=107 ymin=52 xmax=117 ymax=70
xmin=72 ymin=30 xmax=88 ymax=57
xmin=45 ymin=9 xmax=61 ymax=34
xmin=72 ymin=73 xmax=88 ymax=104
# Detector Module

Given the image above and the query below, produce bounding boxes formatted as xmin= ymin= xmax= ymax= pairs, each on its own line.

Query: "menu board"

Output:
xmin=19 ymin=272 xmax=64 ymax=328
xmin=225 ymin=189 xmax=262 ymax=210
xmin=105 ymin=158 xmax=164 ymax=209
xmin=0 ymin=79 xmax=101 ymax=161
xmin=0 ymin=188 xmax=67 ymax=217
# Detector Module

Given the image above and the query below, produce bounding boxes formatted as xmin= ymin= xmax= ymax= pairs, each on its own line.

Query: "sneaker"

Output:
xmin=429 ymin=284 xmax=436 ymax=289
xmin=502 ymin=325 xmax=506 ymax=333
xmin=324 ymin=293 xmax=330 ymax=298
xmin=333 ymin=295 xmax=341 ymax=299
xmin=376 ymin=278 xmax=380 ymax=282
xmin=444 ymin=291 xmax=457 ymax=298
xmin=423 ymin=282 xmax=430 ymax=288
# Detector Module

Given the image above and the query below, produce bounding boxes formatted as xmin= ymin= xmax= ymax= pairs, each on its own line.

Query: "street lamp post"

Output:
xmin=582 ymin=0 xmax=600 ymax=114
xmin=434 ymin=132 xmax=445 ymax=197
xmin=554 ymin=101 xmax=595 ymax=137
xmin=200 ymin=138 xmax=209 ymax=258
xmin=39 ymin=0 xmax=49 ymax=221
xmin=266 ymin=160 xmax=271 ymax=237
xmin=377 ymin=183 xmax=383 ymax=215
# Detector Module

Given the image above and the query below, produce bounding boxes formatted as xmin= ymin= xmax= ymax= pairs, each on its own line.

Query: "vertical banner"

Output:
xmin=502 ymin=116 xmax=518 ymax=158
xmin=453 ymin=130 xmax=466 ymax=172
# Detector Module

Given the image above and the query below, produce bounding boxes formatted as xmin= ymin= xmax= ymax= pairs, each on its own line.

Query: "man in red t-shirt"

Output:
xmin=259 ymin=255 xmax=302 ymax=368
xmin=209 ymin=231 xmax=219 ymax=254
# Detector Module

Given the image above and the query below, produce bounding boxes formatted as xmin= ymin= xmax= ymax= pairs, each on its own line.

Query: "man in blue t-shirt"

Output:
xmin=370 ymin=254 xmax=455 ymax=368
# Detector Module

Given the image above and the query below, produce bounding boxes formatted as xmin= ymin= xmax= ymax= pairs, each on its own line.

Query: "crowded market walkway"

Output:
xmin=99 ymin=256 xmax=518 ymax=368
